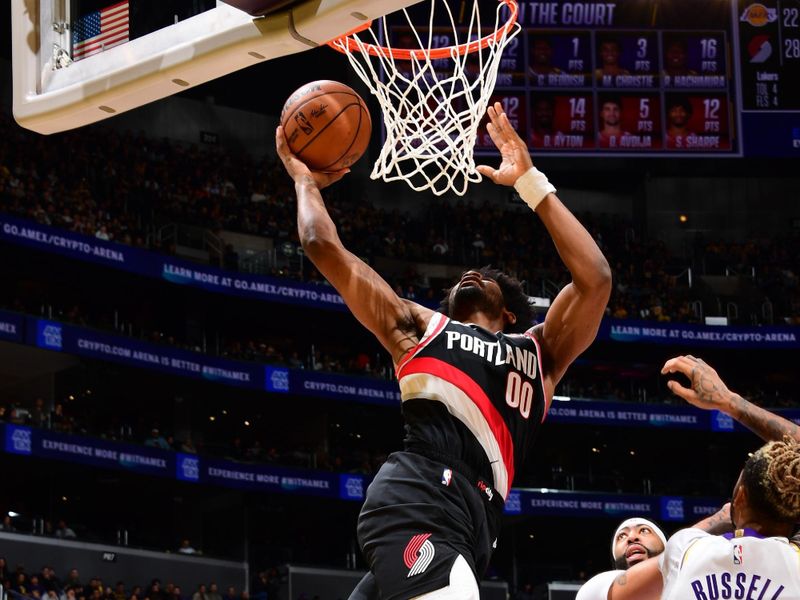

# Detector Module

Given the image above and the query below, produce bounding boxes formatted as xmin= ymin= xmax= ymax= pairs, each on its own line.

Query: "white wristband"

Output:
xmin=514 ymin=167 xmax=556 ymax=212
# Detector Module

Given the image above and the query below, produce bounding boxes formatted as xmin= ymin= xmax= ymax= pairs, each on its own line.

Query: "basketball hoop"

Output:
xmin=328 ymin=0 xmax=520 ymax=196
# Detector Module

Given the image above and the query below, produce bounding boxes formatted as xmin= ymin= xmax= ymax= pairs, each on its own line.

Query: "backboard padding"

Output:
xmin=12 ymin=0 xmax=421 ymax=134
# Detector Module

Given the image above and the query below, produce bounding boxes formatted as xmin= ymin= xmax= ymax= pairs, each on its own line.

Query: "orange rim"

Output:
xmin=327 ymin=0 xmax=518 ymax=60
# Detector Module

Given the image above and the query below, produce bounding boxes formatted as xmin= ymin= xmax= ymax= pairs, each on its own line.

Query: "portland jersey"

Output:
xmin=395 ymin=313 xmax=548 ymax=499
xmin=660 ymin=528 xmax=800 ymax=600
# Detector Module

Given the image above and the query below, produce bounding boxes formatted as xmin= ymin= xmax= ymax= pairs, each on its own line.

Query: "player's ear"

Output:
xmin=503 ymin=308 xmax=517 ymax=327
xmin=732 ymin=480 xmax=747 ymax=519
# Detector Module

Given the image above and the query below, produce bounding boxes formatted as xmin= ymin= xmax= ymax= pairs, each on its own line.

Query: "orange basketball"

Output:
xmin=280 ymin=80 xmax=372 ymax=172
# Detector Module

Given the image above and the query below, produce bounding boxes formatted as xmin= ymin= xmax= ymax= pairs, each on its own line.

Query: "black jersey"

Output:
xmin=396 ymin=313 xmax=548 ymax=499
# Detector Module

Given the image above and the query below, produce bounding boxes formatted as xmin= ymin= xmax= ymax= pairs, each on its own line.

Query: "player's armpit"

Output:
xmin=607 ymin=557 xmax=662 ymax=600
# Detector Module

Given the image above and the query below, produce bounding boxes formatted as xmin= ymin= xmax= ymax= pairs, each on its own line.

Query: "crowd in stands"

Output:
xmin=0 ymin=560 xmax=261 ymax=600
xmin=2 ymin=112 xmax=799 ymax=325
xmin=0 ymin=394 xmax=388 ymax=477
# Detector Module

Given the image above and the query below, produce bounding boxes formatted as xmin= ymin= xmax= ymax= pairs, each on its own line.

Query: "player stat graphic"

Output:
xmin=467 ymin=0 xmax=744 ymax=155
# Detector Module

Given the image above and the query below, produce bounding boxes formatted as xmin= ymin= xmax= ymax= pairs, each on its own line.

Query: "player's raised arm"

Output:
xmin=477 ymin=102 xmax=612 ymax=397
xmin=276 ymin=126 xmax=432 ymax=363
xmin=662 ymin=355 xmax=800 ymax=443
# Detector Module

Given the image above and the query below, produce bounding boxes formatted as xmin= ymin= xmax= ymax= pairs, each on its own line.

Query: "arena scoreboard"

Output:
xmin=388 ymin=0 xmax=800 ymax=157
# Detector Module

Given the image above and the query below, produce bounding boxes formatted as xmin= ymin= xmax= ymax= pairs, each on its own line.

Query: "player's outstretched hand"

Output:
xmin=476 ymin=102 xmax=534 ymax=187
xmin=661 ymin=355 xmax=732 ymax=411
xmin=276 ymin=126 xmax=349 ymax=190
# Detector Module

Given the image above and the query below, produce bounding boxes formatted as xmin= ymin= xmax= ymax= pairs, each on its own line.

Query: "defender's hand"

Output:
xmin=276 ymin=126 xmax=349 ymax=190
xmin=476 ymin=101 xmax=534 ymax=187
xmin=661 ymin=355 xmax=732 ymax=411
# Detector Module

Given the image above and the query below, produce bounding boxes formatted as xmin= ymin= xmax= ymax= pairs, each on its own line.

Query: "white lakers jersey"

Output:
xmin=660 ymin=528 xmax=800 ymax=600
xmin=575 ymin=570 xmax=623 ymax=600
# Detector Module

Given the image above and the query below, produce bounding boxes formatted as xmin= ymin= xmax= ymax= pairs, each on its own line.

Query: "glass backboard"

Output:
xmin=12 ymin=0 xmax=420 ymax=134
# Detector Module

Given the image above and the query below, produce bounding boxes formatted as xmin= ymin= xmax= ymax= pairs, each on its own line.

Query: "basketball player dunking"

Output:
xmin=276 ymin=102 xmax=612 ymax=600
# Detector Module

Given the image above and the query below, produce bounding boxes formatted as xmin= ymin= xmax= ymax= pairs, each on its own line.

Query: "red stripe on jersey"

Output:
xmin=395 ymin=315 xmax=448 ymax=376
xmin=399 ymin=356 xmax=515 ymax=493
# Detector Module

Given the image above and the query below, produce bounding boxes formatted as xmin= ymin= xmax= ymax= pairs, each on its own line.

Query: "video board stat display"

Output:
xmin=387 ymin=1 xmax=800 ymax=156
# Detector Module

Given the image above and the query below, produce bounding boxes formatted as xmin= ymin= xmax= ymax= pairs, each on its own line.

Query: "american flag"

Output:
xmin=72 ymin=1 xmax=130 ymax=61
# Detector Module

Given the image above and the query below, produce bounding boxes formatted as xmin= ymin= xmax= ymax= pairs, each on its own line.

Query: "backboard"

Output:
xmin=12 ymin=0 xmax=420 ymax=134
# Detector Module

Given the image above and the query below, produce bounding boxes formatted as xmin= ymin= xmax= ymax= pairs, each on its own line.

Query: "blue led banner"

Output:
xmin=0 ymin=215 xmax=347 ymax=311
xmin=0 ymin=310 xmax=24 ymax=343
xmin=26 ymin=318 xmax=265 ymax=391
xmin=3 ymin=424 xmax=174 ymax=479
xmin=3 ymin=214 xmax=800 ymax=348
xmin=546 ymin=400 xmax=708 ymax=430
xmin=504 ymin=488 xmax=723 ymax=522
xmin=598 ymin=319 xmax=800 ymax=349
xmin=285 ymin=368 xmax=402 ymax=406
xmin=2 ymin=424 xmax=723 ymax=518
xmin=8 ymin=312 xmax=800 ymax=426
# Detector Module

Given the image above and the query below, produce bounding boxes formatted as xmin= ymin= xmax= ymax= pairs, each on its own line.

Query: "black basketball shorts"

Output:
xmin=354 ymin=451 xmax=499 ymax=600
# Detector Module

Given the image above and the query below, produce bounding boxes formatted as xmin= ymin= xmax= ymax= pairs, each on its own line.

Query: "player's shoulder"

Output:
xmin=576 ymin=570 xmax=624 ymax=600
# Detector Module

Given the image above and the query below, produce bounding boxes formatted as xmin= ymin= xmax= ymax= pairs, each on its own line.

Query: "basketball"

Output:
xmin=280 ymin=80 xmax=372 ymax=172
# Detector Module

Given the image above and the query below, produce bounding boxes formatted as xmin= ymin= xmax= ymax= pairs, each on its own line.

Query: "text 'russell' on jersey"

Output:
xmin=444 ymin=330 xmax=539 ymax=380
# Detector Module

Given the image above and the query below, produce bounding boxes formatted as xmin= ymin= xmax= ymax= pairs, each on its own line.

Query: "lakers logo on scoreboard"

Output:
xmin=740 ymin=3 xmax=778 ymax=27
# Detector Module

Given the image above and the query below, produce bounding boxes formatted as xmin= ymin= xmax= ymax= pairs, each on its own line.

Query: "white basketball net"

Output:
xmin=331 ymin=0 xmax=520 ymax=196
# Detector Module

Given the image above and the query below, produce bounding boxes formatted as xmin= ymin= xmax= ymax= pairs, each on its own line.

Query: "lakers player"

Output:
xmin=596 ymin=355 xmax=800 ymax=600
xmin=660 ymin=355 xmax=800 ymax=600
xmin=575 ymin=518 xmax=667 ymax=600
xmin=276 ymin=102 xmax=612 ymax=600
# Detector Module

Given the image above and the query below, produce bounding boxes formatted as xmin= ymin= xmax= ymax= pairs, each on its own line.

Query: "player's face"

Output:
xmin=448 ymin=270 xmax=506 ymax=322
xmin=600 ymin=42 xmax=620 ymax=66
xmin=668 ymin=105 xmax=689 ymax=127
xmin=666 ymin=43 xmax=688 ymax=69
xmin=613 ymin=525 xmax=666 ymax=569
xmin=534 ymin=100 xmax=554 ymax=130
xmin=601 ymin=102 xmax=621 ymax=127
xmin=533 ymin=40 xmax=553 ymax=65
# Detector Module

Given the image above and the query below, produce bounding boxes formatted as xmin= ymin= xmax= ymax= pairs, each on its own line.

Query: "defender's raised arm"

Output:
xmin=662 ymin=355 xmax=800 ymax=443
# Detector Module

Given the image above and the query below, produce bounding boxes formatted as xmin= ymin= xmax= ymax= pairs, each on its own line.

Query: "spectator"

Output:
xmin=148 ymin=579 xmax=165 ymax=600
xmin=0 ymin=515 xmax=16 ymax=532
xmin=205 ymin=583 xmax=222 ymax=600
xmin=30 ymin=397 xmax=49 ymax=428
xmin=222 ymin=587 xmax=236 ymax=600
xmin=29 ymin=574 xmax=47 ymax=598
xmin=251 ymin=572 xmax=268 ymax=600
xmin=40 ymin=566 xmax=60 ymax=593
xmin=14 ymin=572 xmax=29 ymax=595
xmin=177 ymin=539 xmax=198 ymax=555
xmin=191 ymin=584 xmax=207 ymax=600
xmin=144 ymin=429 xmax=170 ymax=450
xmin=114 ymin=582 xmax=126 ymax=600
xmin=54 ymin=520 xmax=77 ymax=539
xmin=64 ymin=569 xmax=83 ymax=590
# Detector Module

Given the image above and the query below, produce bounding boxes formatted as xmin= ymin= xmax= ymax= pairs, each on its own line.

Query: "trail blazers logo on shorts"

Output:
xmin=404 ymin=533 xmax=435 ymax=578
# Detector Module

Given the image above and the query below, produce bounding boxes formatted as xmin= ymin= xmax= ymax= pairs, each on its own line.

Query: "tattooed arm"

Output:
xmin=606 ymin=558 xmax=661 ymax=600
xmin=692 ymin=502 xmax=733 ymax=535
xmin=661 ymin=355 xmax=800 ymax=443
